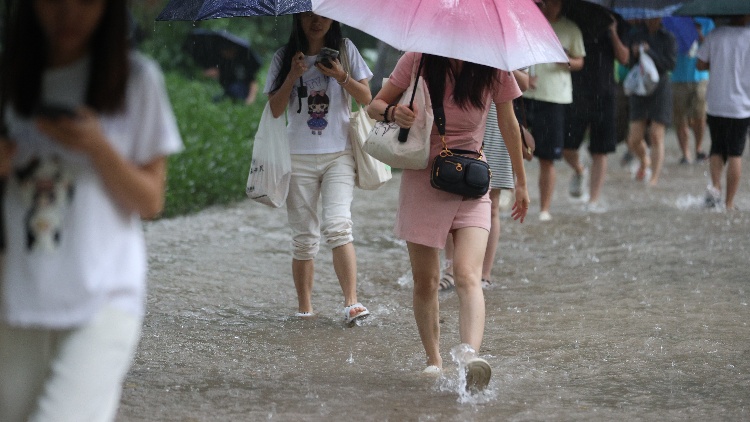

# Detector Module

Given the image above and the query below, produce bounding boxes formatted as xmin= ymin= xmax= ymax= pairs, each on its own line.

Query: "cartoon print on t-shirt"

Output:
xmin=15 ymin=156 xmax=75 ymax=252
xmin=307 ymin=90 xmax=329 ymax=135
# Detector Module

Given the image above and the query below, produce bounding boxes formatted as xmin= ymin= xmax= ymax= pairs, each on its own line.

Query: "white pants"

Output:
xmin=0 ymin=306 xmax=142 ymax=422
xmin=286 ymin=151 xmax=356 ymax=260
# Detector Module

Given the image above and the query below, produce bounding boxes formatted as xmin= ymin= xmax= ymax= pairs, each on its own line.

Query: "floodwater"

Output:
xmin=118 ymin=133 xmax=750 ymax=421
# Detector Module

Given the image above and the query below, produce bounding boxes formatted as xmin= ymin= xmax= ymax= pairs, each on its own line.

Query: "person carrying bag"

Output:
xmin=263 ymin=12 xmax=373 ymax=324
xmin=366 ymin=52 xmax=530 ymax=394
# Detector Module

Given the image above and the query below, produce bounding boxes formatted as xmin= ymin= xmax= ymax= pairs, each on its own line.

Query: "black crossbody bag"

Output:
xmin=429 ymin=92 xmax=491 ymax=198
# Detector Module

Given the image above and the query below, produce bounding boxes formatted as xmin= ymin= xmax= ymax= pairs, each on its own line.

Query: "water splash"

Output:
xmin=432 ymin=344 xmax=497 ymax=404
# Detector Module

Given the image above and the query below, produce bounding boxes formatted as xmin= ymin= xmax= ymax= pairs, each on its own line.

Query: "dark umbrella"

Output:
xmin=565 ymin=0 xmax=617 ymax=39
xmin=592 ymin=0 xmax=684 ymax=20
xmin=157 ymin=0 xmax=311 ymax=112
xmin=156 ymin=0 xmax=311 ymax=21
xmin=184 ymin=28 xmax=262 ymax=74
xmin=597 ymin=0 xmax=683 ymax=7
xmin=676 ymin=0 xmax=750 ymax=16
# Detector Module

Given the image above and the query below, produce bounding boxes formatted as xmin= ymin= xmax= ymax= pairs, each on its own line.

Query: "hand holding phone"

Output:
xmin=315 ymin=47 xmax=339 ymax=69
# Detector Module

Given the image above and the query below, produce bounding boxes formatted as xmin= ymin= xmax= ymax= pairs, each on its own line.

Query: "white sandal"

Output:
xmin=439 ymin=273 xmax=455 ymax=291
xmin=465 ymin=357 xmax=492 ymax=393
xmin=343 ymin=302 xmax=370 ymax=325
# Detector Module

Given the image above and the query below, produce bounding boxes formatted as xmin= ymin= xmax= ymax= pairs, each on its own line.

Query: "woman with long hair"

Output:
xmin=0 ymin=1 xmax=183 ymax=420
xmin=368 ymin=54 xmax=529 ymax=392
xmin=265 ymin=12 xmax=373 ymax=323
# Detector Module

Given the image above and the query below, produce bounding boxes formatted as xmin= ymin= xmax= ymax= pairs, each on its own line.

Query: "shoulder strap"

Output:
xmin=339 ymin=38 xmax=353 ymax=108
xmin=339 ymin=38 xmax=351 ymax=75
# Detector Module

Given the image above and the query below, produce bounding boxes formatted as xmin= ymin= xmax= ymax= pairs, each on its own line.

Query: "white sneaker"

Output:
xmin=569 ymin=170 xmax=585 ymax=198
xmin=539 ymin=211 xmax=552 ymax=221
xmin=584 ymin=202 xmax=606 ymax=214
xmin=465 ymin=357 xmax=492 ymax=393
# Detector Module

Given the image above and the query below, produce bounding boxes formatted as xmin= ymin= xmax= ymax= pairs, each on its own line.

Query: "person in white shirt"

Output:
xmin=0 ymin=1 xmax=183 ymax=420
xmin=264 ymin=12 xmax=373 ymax=323
xmin=696 ymin=14 xmax=750 ymax=210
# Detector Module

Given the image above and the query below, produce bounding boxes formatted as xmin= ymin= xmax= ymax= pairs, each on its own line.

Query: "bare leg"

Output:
xmin=539 ymin=159 xmax=556 ymax=213
xmin=332 ymin=242 xmax=359 ymax=307
xmin=627 ymin=120 xmax=649 ymax=180
xmin=563 ymin=148 xmax=585 ymax=175
xmin=676 ymin=119 xmax=691 ymax=161
xmin=443 ymin=233 xmax=454 ymax=275
xmin=482 ymin=189 xmax=503 ymax=281
xmin=648 ymin=122 xmax=666 ymax=186
xmin=692 ymin=115 xmax=707 ymax=156
xmin=589 ymin=153 xmax=607 ymax=204
xmin=292 ymin=259 xmax=314 ymax=314
xmin=709 ymin=154 xmax=724 ymax=191
xmin=407 ymin=242 xmax=443 ymax=368
xmin=452 ymin=227 xmax=489 ymax=351
xmin=726 ymin=156 xmax=742 ymax=209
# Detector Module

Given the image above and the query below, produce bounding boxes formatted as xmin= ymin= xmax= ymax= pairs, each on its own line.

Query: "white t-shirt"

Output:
xmin=1 ymin=52 xmax=184 ymax=328
xmin=263 ymin=39 xmax=373 ymax=154
xmin=523 ymin=17 xmax=586 ymax=105
xmin=697 ymin=26 xmax=750 ymax=119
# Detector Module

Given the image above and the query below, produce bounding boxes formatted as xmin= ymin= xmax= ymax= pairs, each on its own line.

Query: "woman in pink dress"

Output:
xmin=368 ymin=53 xmax=530 ymax=392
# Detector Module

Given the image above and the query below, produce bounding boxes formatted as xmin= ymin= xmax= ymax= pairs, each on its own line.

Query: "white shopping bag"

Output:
xmin=623 ymin=45 xmax=660 ymax=96
xmin=246 ymin=102 xmax=291 ymax=208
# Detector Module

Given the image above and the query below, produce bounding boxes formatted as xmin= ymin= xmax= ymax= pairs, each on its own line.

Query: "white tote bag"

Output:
xmin=349 ymin=103 xmax=392 ymax=190
xmin=246 ymin=102 xmax=292 ymax=208
xmin=362 ymin=73 xmax=434 ymax=170
xmin=623 ymin=45 xmax=660 ymax=97
xmin=338 ymin=39 xmax=391 ymax=190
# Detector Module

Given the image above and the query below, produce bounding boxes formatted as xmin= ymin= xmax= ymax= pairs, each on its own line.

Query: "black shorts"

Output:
xmin=707 ymin=114 xmax=750 ymax=161
xmin=564 ymin=93 xmax=617 ymax=154
xmin=521 ymin=98 xmax=565 ymax=161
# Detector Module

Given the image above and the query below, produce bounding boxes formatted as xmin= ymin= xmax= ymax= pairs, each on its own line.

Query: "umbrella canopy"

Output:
xmin=661 ymin=16 xmax=699 ymax=55
xmin=614 ymin=4 xmax=682 ymax=20
xmin=676 ymin=0 xmax=750 ymax=16
xmin=310 ymin=0 xmax=568 ymax=71
xmin=157 ymin=0 xmax=311 ymax=21
xmin=184 ymin=28 xmax=262 ymax=73
xmin=565 ymin=0 xmax=618 ymax=39
xmin=597 ymin=0 xmax=683 ymax=7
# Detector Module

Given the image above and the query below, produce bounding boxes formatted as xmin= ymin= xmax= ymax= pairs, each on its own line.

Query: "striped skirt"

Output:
xmin=483 ymin=103 xmax=515 ymax=190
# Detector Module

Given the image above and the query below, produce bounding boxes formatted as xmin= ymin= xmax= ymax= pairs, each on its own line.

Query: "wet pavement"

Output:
xmin=118 ymin=131 xmax=749 ymax=421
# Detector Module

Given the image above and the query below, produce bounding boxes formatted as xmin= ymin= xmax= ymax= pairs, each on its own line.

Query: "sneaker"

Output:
xmin=584 ymin=202 xmax=607 ymax=214
xmin=465 ymin=357 xmax=492 ymax=393
xmin=705 ymin=185 xmax=721 ymax=208
xmin=695 ymin=151 xmax=708 ymax=162
xmin=569 ymin=171 xmax=584 ymax=198
xmin=679 ymin=157 xmax=691 ymax=165
xmin=620 ymin=151 xmax=634 ymax=167
xmin=539 ymin=211 xmax=552 ymax=221
xmin=422 ymin=365 xmax=442 ymax=376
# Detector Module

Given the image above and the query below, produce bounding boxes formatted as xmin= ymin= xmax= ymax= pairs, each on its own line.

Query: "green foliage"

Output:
xmin=162 ymin=72 xmax=263 ymax=217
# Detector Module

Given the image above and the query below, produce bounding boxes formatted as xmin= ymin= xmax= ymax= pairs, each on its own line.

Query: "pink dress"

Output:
xmin=391 ymin=53 xmax=521 ymax=249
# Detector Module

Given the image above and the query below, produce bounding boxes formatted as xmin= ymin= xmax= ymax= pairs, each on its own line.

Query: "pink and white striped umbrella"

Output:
xmin=311 ymin=0 xmax=568 ymax=71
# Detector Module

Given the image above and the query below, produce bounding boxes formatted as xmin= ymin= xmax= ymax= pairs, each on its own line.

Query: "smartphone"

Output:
xmin=315 ymin=47 xmax=339 ymax=69
xmin=33 ymin=104 xmax=77 ymax=119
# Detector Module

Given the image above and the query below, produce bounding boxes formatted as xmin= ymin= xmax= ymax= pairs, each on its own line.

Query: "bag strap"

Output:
xmin=431 ymin=61 xmax=483 ymax=159
xmin=339 ymin=38 xmax=353 ymax=109
xmin=515 ymin=98 xmax=531 ymax=151
xmin=396 ymin=54 xmax=426 ymax=143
